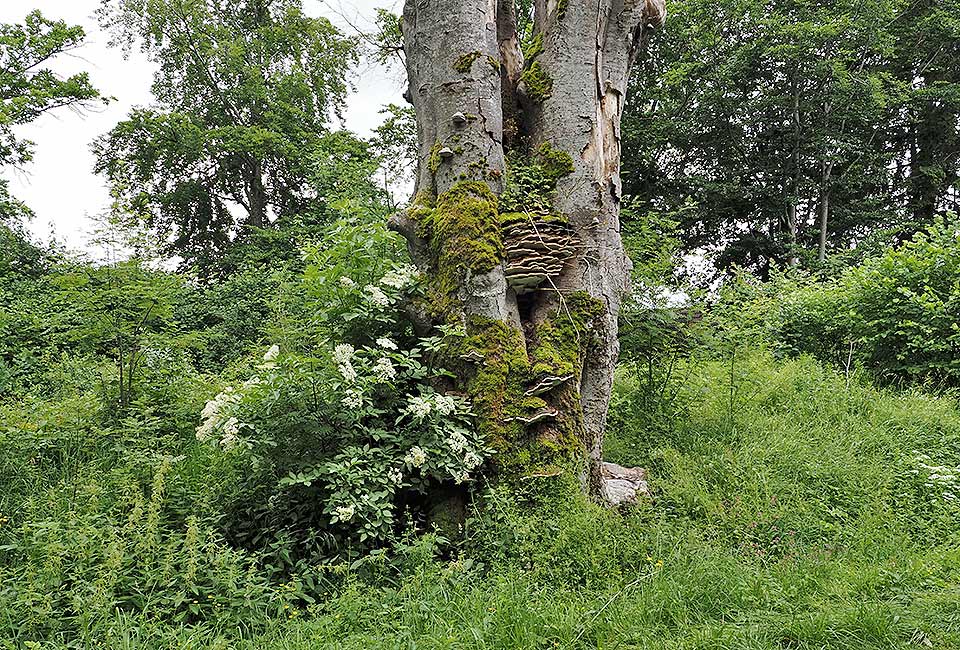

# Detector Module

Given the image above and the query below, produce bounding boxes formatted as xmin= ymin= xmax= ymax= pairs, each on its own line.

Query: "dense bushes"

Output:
xmin=725 ymin=218 xmax=960 ymax=386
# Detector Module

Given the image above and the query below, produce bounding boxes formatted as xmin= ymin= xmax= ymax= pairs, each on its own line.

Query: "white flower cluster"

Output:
xmin=405 ymin=446 xmax=427 ymax=468
xmin=342 ymin=388 xmax=364 ymax=410
xmin=404 ymin=393 xmax=463 ymax=420
xmin=388 ymin=467 xmax=404 ymax=485
xmin=364 ymin=284 xmax=390 ymax=308
xmin=260 ymin=344 xmax=280 ymax=369
xmin=374 ymin=357 xmax=397 ymax=382
xmin=376 ymin=337 xmax=398 ymax=350
xmin=334 ymin=343 xmax=358 ymax=383
xmin=406 ymin=395 xmax=433 ymax=420
xmin=335 ymin=504 xmax=356 ymax=521
xmin=434 ymin=394 xmax=458 ymax=416
xmin=446 ymin=430 xmax=469 ymax=453
xmin=380 ymin=264 xmax=419 ymax=289
xmin=339 ymin=276 xmax=357 ymax=289
xmin=913 ymin=453 xmax=960 ymax=501
xmin=196 ymin=387 xmax=250 ymax=450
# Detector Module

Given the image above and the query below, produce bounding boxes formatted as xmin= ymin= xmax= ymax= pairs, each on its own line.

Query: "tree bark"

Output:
xmin=395 ymin=0 xmax=665 ymax=495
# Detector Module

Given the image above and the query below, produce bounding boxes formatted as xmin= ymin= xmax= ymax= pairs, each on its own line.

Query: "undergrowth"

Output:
xmin=1 ymin=352 xmax=958 ymax=648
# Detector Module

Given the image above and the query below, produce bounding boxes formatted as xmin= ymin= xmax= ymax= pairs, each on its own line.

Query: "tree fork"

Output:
xmin=393 ymin=0 xmax=665 ymax=496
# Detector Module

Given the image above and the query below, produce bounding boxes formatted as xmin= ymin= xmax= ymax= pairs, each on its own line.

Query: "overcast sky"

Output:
xmin=1 ymin=0 xmax=404 ymax=252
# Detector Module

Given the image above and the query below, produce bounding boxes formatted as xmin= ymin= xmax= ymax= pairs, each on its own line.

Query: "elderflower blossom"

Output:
xmin=388 ymin=467 xmax=403 ymax=485
xmin=335 ymin=505 xmax=356 ymax=521
xmin=339 ymin=276 xmax=356 ymax=289
xmin=364 ymin=284 xmax=390 ymax=308
xmin=405 ymin=446 xmax=427 ymax=468
xmin=342 ymin=388 xmax=364 ymax=410
xmin=913 ymin=453 xmax=960 ymax=502
xmin=464 ymin=451 xmax=482 ymax=470
xmin=334 ymin=343 xmax=358 ymax=382
xmin=260 ymin=344 xmax=280 ymax=369
xmin=434 ymin=394 xmax=458 ymax=416
xmin=263 ymin=345 xmax=280 ymax=363
xmin=338 ymin=361 xmax=358 ymax=383
xmin=380 ymin=264 xmax=418 ymax=289
xmin=223 ymin=417 xmax=241 ymax=437
xmin=406 ymin=395 xmax=432 ymax=420
xmin=453 ymin=470 xmax=470 ymax=485
xmin=333 ymin=343 xmax=355 ymax=365
xmin=446 ymin=430 xmax=469 ymax=453
xmin=376 ymin=337 xmax=398 ymax=350
xmin=374 ymin=357 xmax=397 ymax=382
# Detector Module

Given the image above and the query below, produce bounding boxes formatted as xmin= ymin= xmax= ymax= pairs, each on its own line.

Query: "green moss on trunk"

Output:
xmin=453 ymin=51 xmax=482 ymax=73
xmin=520 ymin=62 xmax=553 ymax=101
xmin=413 ymin=181 xmax=503 ymax=320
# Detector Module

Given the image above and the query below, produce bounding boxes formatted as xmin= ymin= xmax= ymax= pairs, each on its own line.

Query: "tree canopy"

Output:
xmin=623 ymin=0 xmax=960 ymax=276
xmin=94 ymin=0 xmax=370 ymax=274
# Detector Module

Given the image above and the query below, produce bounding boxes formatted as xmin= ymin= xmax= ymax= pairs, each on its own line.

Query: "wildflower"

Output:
xmin=388 ymin=467 xmax=403 ymax=485
xmin=335 ymin=504 xmax=355 ymax=521
xmin=334 ymin=344 xmax=358 ymax=382
xmin=364 ymin=284 xmax=390 ymax=307
xmin=374 ymin=357 xmax=397 ymax=382
xmin=406 ymin=396 xmax=432 ymax=420
xmin=376 ymin=337 xmax=398 ymax=350
xmin=380 ymin=264 xmax=418 ymax=289
xmin=464 ymin=451 xmax=482 ymax=469
xmin=222 ymin=417 xmax=241 ymax=437
xmin=453 ymin=470 xmax=470 ymax=484
xmin=339 ymin=276 xmax=356 ymax=289
xmin=446 ymin=430 xmax=469 ymax=453
xmin=263 ymin=344 xmax=280 ymax=363
xmin=434 ymin=394 xmax=458 ymax=416
xmin=405 ymin=446 xmax=427 ymax=468
xmin=338 ymin=361 xmax=358 ymax=383
xmin=333 ymin=343 xmax=355 ymax=365
xmin=342 ymin=389 xmax=364 ymax=410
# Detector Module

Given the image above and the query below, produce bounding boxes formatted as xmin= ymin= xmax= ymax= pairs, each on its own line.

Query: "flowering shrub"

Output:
xmin=195 ymin=223 xmax=490 ymax=549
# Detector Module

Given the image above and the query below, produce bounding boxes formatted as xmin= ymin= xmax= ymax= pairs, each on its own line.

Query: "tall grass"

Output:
xmin=2 ymin=352 xmax=958 ymax=648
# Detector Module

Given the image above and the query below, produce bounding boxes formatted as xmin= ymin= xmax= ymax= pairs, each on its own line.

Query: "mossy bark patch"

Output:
xmin=520 ymin=61 xmax=553 ymax=101
xmin=414 ymin=181 xmax=503 ymax=320
xmin=453 ymin=51 xmax=483 ymax=73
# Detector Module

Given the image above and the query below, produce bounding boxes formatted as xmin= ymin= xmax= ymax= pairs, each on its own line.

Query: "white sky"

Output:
xmin=1 ymin=0 xmax=404 ymax=252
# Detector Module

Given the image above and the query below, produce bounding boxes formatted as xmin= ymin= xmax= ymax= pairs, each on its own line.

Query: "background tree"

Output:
xmin=94 ymin=0 xmax=373 ymax=275
xmin=391 ymin=0 xmax=666 ymax=495
xmin=1 ymin=10 xmax=105 ymax=227
xmin=622 ymin=0 xmax=959 ymax=277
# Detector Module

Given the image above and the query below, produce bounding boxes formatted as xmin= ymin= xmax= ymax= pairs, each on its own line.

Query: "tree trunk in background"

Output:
xmin=394 ymin=0 xmax=665 ymax=494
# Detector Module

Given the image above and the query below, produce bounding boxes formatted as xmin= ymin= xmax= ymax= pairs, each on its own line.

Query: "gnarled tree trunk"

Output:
xmin=393 ymin=0 xmax=665 ymax=495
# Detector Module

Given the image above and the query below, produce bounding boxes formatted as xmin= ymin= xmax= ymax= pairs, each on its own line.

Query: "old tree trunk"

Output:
xmin=392 ymin=0 xmax=665 ymax=497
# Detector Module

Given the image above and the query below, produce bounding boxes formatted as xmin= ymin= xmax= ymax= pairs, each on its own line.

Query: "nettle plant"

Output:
xmin=195 ymin=221 xmax=490 ymax=546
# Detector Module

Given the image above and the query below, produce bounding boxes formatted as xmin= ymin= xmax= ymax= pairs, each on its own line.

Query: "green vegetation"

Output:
xmin=624 ymin=0 xmax=960 ymax=275
xmin=520 ymin=61 xmax=553 ymax=101
xmin=1 ymin=2 xmax=959 ymax=648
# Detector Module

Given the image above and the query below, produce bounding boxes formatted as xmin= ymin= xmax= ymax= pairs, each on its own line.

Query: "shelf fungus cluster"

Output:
xmin=501 ymin=214 xmax=579 ymax=294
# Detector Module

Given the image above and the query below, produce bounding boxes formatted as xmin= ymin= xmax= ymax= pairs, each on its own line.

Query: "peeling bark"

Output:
xmin=396 ymin=0 xmax=665 ymax=495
